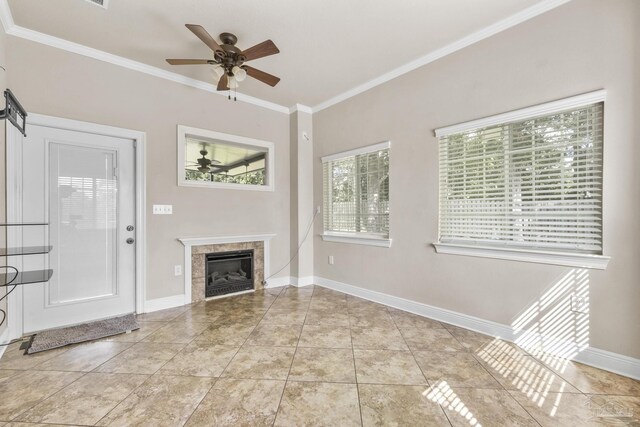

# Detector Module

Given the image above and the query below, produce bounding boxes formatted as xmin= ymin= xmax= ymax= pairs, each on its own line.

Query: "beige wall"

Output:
xmin=290 ymin=111 xmax=314 ymax=280
xmin=288 ymin=114 xmax=299 ymax=279
xmin=6 ymin=37 xmax=292 ymax=301
xmin=313 ymin=0 xmax=640 ymax=359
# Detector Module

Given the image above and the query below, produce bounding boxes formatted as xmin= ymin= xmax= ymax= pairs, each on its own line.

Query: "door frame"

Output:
xmin=6 ymin=113 xmax=147 ymax=339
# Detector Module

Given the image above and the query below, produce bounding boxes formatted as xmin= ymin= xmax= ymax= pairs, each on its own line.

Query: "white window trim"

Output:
xmin=434 ymin=89 xmax=606 ymax=137
xmin=433 ymin=243 xmax=610 ymax=270
xmin=434 ymin=90 xmax=609 ymax=269
xmin=322 ymin=232 xmax=392 ymax=248
xmin=321 ymin=140 xmax=390 ymax=163
xmin=177 ymin=125 xmax=275 ymax=192
xmin=322 ymin=140 xmax=391 ymax=247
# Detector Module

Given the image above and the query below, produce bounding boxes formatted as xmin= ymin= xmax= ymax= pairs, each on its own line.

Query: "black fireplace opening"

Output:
xmin=205 ymin=249 xmax=254 ymax=298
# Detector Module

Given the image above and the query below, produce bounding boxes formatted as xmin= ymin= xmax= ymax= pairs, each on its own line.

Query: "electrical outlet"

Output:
xmin=328 ymin=255 xmax=334 ymax=265
xmin=153 ymin=205 xmax=173 ymax=215
xmin=571 ymin=295 xmax=588 ymax=314
xmin=174 ymin=265 xmax=182 ymax=276
xmin=316 ymin=205 xmax=321 ymax=214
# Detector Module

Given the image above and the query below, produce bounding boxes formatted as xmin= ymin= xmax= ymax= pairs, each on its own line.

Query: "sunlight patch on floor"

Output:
xmin=425 ymin=381 xmax=480 ymax=426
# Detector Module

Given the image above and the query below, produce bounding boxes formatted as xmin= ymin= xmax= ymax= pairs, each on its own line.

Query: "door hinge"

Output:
xmin=113 ymin=166 xmax=118 ymax=179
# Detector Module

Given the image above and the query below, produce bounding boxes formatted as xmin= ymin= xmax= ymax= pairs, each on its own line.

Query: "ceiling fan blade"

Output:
xmin=217 ymin=74 xmax=229 ymax=91
xmin=166 ymin=59 xmax=211 ymax=65
xmin=244 ymin=66 xmax=280 ymax=87
xmin=242 ymin=40 xmax=279 ymax=61
xmin=185 ymin=24 xmax=223 ymax=53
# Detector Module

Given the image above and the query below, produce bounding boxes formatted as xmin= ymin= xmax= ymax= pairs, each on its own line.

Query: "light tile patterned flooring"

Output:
xmin=0 ymin=285 xmax=638 ymax=426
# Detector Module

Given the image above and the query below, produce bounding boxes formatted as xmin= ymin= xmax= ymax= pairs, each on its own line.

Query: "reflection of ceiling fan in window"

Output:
xmin=186 ymin=147 xmax=225 ymax=175
xmin=185 ymin=146 xmax=266 ymax=176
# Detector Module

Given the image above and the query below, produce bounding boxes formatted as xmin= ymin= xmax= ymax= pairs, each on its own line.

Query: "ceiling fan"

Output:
xmin=186 ymin=147 xmax=221 ymax=174
xmin=166 ymin=24 xmax=280 ymax=100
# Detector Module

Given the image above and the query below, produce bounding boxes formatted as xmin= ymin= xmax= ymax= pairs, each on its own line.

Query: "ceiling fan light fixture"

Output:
xmin=212 ymin=64 xmax=224 ymax=78
xmin=232 ymin=66 xmax=247 ymax=82
xmin=166 ymin=25 xmax=281 ymax=101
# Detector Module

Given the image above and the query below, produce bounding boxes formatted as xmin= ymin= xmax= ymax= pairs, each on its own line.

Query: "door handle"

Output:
xmin=126 ymin=238 xmax=135 ymax=244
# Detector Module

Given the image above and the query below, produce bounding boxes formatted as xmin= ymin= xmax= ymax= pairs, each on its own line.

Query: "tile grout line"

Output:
xmin=271 ymin=285 xmax=314 ymax=427
xmin=182 ymin=289 xmax=281 ymax=425
xmin=6 ymin=314 xmax=182 ymax=425
xmin=447 ymin=328 xmax=546 ymax=426
xmin=347 ymin=295 xmax=365 ymax=427
xmin=94 ymin=372 xmax=157 ymax=426
xmin=467 ymin=350 xmax=547 ymax=427
xmin=8 ymin=339 xmax=147 ymax=424
xmin=6 ymin=370 xmax=91 ymax=424
xmin=93 ymin=314 xmax=195 ymax=426
xmin=213 ymin=292 xmax=278 ymax=379
xmin=99 ymin=292 xmax=278 ymax=426
xmin=149 ymin=312 xmax=223 ymax=427
xmin=386 ymin=306 xmax=453 ymax=427
xmin=177 ymin=287 xmax=286 ymax=425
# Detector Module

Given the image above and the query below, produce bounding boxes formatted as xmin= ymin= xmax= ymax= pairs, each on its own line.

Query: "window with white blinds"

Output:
xmin=322 ymin=142 xmax=390 ymax=240
xmin=438 ymin=102 xmax=604 ymax=254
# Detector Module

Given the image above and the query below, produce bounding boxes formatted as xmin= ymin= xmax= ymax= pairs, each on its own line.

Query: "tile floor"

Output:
xmin=0 ymin=285 xmax=638 ymax=426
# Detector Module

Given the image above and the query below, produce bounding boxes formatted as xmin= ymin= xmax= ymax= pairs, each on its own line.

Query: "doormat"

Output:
xmin=26 ymin=313 xmax=139 ymax=354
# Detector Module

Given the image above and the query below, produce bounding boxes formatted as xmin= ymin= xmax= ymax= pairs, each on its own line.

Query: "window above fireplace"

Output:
xmin=177 ymin=125 xmax=275 ymax=191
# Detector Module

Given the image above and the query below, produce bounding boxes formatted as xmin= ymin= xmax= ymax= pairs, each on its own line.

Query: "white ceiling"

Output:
xmin=7 ymin=0 xmax=551 ymax=109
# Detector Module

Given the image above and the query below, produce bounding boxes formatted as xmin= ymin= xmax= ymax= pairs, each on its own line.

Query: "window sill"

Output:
xmin=433 ymin=242 xmax=610 ymax=270
xmin=322 ymin=233 xmax=392 ymax=248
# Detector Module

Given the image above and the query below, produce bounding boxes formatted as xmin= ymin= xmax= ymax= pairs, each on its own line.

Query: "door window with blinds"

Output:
xmin=436 ymin=94 xmax=606 ymax=264
xmin=322 ymin=141 xmax=391 ymax=247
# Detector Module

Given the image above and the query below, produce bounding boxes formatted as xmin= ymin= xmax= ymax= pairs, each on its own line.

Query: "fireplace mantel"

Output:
xmin=178 ymin=234 xmax=276 ymax=247
xmin=178 ymin=234 xmax=276 ymax=304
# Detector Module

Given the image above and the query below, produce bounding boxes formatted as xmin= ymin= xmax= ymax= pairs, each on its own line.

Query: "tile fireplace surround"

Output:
xmin=178 ymin=234 xmax=275 ymax=304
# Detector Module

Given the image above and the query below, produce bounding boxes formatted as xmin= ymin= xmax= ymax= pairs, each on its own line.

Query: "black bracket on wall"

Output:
xmin=0 ymin=89 xmax=27 ymax=137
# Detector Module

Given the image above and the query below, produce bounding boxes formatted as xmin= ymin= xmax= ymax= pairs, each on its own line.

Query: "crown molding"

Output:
xmin=0 ymin=0 xmax=13 ymax=33
xmin=1 ymin=0 xmax=572 ymax=115
xmin=289 ymin=104 xmax=313 ymax=114
xmin=312 ymin=0 xmax=572 ymax=112
xmin=0 ymin=0 xmax=289 ymax=114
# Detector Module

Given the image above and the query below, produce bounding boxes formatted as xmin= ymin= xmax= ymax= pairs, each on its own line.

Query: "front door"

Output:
xmin=21 ymin=124 xmax=136 ymax=333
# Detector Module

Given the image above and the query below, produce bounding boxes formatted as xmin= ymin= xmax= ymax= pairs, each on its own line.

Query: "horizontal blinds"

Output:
xmin=438 ymin=102 xmax=604 ymax=253
xmin=323 ymin=149 xmax=390 ymax=236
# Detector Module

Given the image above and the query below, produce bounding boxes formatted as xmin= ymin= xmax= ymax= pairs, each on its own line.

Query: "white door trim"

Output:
xmin=6 ymin=113 xmax=147 ymax=340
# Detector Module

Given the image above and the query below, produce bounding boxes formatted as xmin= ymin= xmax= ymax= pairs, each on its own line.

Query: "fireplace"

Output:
xmin=179 ymin=236 xmax=269 ymax=304
xmin=206 ymin=249 xmax=254 ymax=298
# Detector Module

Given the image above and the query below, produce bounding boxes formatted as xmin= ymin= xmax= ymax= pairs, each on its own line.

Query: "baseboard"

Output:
xmin=265 ymin=276 xmax=314 ymax=288
xmin=572 ymin=347 xmax=640 ymax=380
xmin=143 ymin=294 xmax=186 ymax=313
xmin=314 ymin=276 xmax=515 ymax=340
xmin=144 ymin=277 xmax=301 ymax=312
xmin=314 ymin=276 xmax=640 ymax=380
xmin=0 ymin=327 xmax=10 ymax=359
xmin=292 ymin=276 xmax=315 ymax=287
xmin=265 ymin=276 xmax=293 ymax=288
